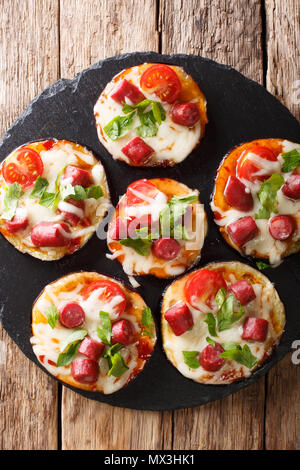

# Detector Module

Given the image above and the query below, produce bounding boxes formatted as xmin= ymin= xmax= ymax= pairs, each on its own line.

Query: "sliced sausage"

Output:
xmin=58 ymin=199 xmax=85 ymax=226
xmin=121 ymin=137 xmax=154 ymax=165
xmin=228 ymin=280 xmax=256 ymax=305
xmin=269 ymin=215 xmax=295 ymax=241
xmin=31 ymin=222 xmax=70 ymax=247
xmin=164 ymin=301 xmax=194 ymax=336
xmin=111 ymin=319 xmax=135 ymax=345
xmin=171 ymin=103 xmax=200 ymax=126
xmin=224 ymin=176 xmax=254 ymax=211
xmin=281 ymin=175 xmax=300 ymax=200
xmin=64 ymin=165 xmax=92 ymax=188
xmin=227 ymin=216 xmax=258 ymax=247
xmin=200 ymin=343 xmax=225 ymax=372
xmin=78 ymin=336 xmax=104 ymax=361
xmin=242 ymin=317 xmax=269 ymax=342
xmin=152 ymin=237 xmax=181 ymax=260
xmin=5 ymin=209 xmax=28 ymax=233
xmin=59 ymin=302 xmax=85 ymax=328
xmin=111 ymin=79 xmax=145 ymax=105
xmin=71 ymin=358 xmax=99 ymax=384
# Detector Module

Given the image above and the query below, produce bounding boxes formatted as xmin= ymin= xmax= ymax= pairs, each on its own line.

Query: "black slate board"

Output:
xmin=0 ymin=52 xmax=300 ymax=410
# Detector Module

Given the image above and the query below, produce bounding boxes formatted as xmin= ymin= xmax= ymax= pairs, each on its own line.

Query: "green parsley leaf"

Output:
xmin=30 ymin=176 xmax=49 ymax=199
xmin=39 ymin=191 xmax=59 ymax=209
xmin=215 ymin=288 xmax=227 ymax=308
xmin=204 ymin=313 xmax=218 ymax=337
xmin=152 ymin=102 xmax=165 ymax=125
xmin=60 ymin=182 xmax=103 ymax=201
xmin=220 ymin=344 xmax=258 ymax=369
xmin=57 ymin=329 xmax=87 ymax=367
xmin=104 ymin=112 xmax=135 ymax=141
xmin=59 ymin=329 xmax=87 ymax=353
xmin=97 ymin=311 xmax=112 ymax=345
xmin=222 ymin=342 xmax=241 ymax=351
xmin=85 ymin=185 xmax=103 ymax=199
xmin=160 ymin=194 xmax=198 ymax=239
xmin=107 ymin=351 xmax=129 ymax=377
xmin=45 ymin=304 xmax=59 ymax=329
xmin=141 ymin=307 xmax=155 ymax=338
xmin=136 ymin=109 xmax=158 ymax=137
xmin=120 ymin=237 xmax=152 ymax=256
xmin=104 ymin=343 xmax=123 ymax=362
xmin=206 ymin=336 xmax=216 ymax=347
xmin=256 ymin=261 xmax=270 ymax=271
xmin=1 ymin=183 xmax=24 ymax=220
xmin=216 ymin=289 xmax=244 ymax=332
xmin=281 ymin=149 xmax=300 ymax=173
xmin=182 ymin=351 xmax=201 ymax=369
xmin=254 ymin=174 xmax=284 ymax=219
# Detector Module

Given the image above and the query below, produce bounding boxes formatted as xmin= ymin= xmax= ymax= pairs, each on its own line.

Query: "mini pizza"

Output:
xmin=94 ymin=63 xmax=208 ymax=166
xmin=0 ymin=139 xmax=110 ymax=260
xmin=31 ymin=272 xmax=156 ymax=394
xmin=107 ymin=178 xmax=207 ymax=279
xmin=211 ymin=139 xmax=300 ymax=265
xmin=161 ymin=261 xmax=285 ymax=385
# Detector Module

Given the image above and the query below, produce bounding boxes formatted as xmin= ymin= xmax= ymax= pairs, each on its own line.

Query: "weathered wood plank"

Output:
xmin=59 ymin=0 xmax=173 ymax=451
xmin=160 ymin=0 xmax=265 ymax=450
xmin=0 ymin=0 xmax=59 ymax=450
xmin=265 ymin=0 xmax=300 ymax=450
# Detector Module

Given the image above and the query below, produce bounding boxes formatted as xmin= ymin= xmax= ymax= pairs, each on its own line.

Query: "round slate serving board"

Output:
xmin=0 ymin=52 xmax=300 ymax=410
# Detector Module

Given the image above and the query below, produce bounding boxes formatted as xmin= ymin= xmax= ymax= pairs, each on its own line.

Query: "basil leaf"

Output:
xmin=136 ymin=109 xmax=158 ymax=138
xmin=1 ymin=183 xmax=24 ymax=220
xmin=108 ymin=351 xmax=129 ymax=377
xmin=182 ymin=351 xmax=201 ymax=369
xmin=120 ymin=237 xmax=152 ymax=256
xmin=97 ymin=311 xmax=112 ymax=345
xmin=104 ymin=112 xmax=135 ymax=141
xmin=216 ymin=291 xmax=244 ymax=332
xmin=256 ymin=261 xmax=270 ymax=271
xmin=30 ymin=176 xmax=49 ymax=199
xmin=39 ymin=191 xmax=59 ymax=209
xmin=215 ymin=288 xmax=227 ymax=308
xmin=59 ymin=329 xmax=87 ymax=353
xmin=152 ymin=102 xmax=165 ymax=125
xmin=281 ymin=149 xmax=300 ymax=173
xmin=255 ymin=174 xmax=284 ymax=219
xmin=254 ymin=206 xmax=270 ymax=220
xmin=56 ymin=342 xmax=81 ymax=367
xmin=222 ymin=342 xmax=241 ymax=351
xmin=141 ymin=307 xmax=155 ymax=338
xmin=206 ymin=337 xmax=216 ymax=347
xmin=45 ymin=304 xmax=59 ymax=329
xmin=220 ymin=344 xmax=258 ymax=369
xmin=85 ymin=185 xmax=103 ymax=199
xmin=60 ymin=183 xmax=103 ymax=201
xmin=204 ymin=313 xmax=218 ymax=337
xmin=104 ymin=343 xmax=123 ymax=362
xmin=160 ymin=194 xmax=198 ymax=239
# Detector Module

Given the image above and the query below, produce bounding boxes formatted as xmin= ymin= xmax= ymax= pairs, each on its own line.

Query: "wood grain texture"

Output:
xmin=265 ymin=0 xmax=300 ymax=450
xmin=59 ymin=0 xmax=173 ymax=451
xmin=160 ymin=0 xmax=265 ymax=450
xmin=159 ymin=0 xmax=264 ymax=83
xmin=0 ymin=0 xmax=59 ymax=450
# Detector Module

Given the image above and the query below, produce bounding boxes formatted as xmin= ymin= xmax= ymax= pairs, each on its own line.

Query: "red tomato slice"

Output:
xmin=236 ymin=144 xmax=278 ymax=183
xmin=2 ymin=147 xmax=44 ymax=188
xmin=184 ymin=270 xmax=227 ymax=309
xmin=140 ymin=64 xmax=182 ymax=103
xmin=126 ymin=179 xmax=159 ymax=206
xmin=82 ymin=280 xmax=126 ymax=317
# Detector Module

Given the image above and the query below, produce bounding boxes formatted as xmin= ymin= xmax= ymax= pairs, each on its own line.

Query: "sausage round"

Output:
xmin=59 ymin=302 xmax=85 ymax=328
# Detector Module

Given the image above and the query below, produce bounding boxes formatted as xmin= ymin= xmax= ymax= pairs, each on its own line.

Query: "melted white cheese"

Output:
xmin=94 ymin=65 xmax=202 ymax=164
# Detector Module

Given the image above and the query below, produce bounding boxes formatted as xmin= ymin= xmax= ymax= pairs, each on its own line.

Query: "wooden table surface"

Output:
xmin=0 ymin=0 xmax=299 ymax=450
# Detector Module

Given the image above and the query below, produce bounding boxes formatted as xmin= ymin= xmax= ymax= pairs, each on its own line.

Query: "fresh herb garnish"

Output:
xmin=206 ymin=336 xmax=216 ymax=347
xmin=97 ymin=311 xmax=112 ymax=345
xmin=141 ymin=307 xmax=155 ymax=337
xmin=204 ymin=313 xmax=218 ymax=337
xmin=120 ymin=236 xmax=153 ymax=256
xmin=254 ymin=174 xmax=284 ymax=219
xmin=56 ymin=329 xmax=87 ymax=367
xmin=45 ymin=304 xmax=59 ymax=329
xmin=160 ymin=194 xmax=198 ymax=238
xmin=182 ymin=351 xmax=201 ymax=369
xmin=30 ymin=176 xmax=49 ymax=199
xmin=107 ymin=350 xmax=129 ymax=377
xmin=281 ymin=149 xmax=300 ymax=173
xmin=216 ymin=288 xmax=244 ymax=332
xmin=256 ymin=261 xmax=270 ymax=271
xmin=103 ymin=112 xmax=136 ymax=141
xmin=60 ymin=182 xmax=103 ymax=201
xmin=220 ymin=343 xmax=258 ymax=369
xmin=1 ymin=183 xmax=24 ymax=220
xmin=39 ymin=191 xmax=59 ymax=209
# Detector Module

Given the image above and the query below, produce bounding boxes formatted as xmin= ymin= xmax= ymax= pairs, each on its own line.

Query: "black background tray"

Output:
xmin=0 ymin=52 xmax=299 ymax=410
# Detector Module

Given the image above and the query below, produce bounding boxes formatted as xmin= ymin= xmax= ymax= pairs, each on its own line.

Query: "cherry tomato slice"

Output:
xmin=140 ymin=64 xmax=182 ymax=103
xmin=236 ymin=144 xmax=278 ymax=183
xmin=126 ymin=179 xmax=159 ymax=206
xmin=184 ymin=270 xmax=227 ymax=309
xmin=2 ymin=148 xmax=44 ymax=188
xmin=82 ymin=280 xmax=126 ymax=317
